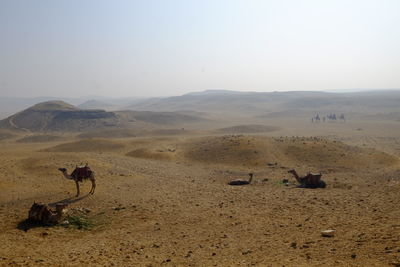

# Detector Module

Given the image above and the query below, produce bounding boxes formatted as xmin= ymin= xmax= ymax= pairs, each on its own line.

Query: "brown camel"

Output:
xmin=288 ymin=169 xmax=326 ymax=188
xmin=228 ymin=173 xmax=253 ymax=186
xmin=29 ymin=202 xmax=68 ymax=225
xmin=58 ymin=163 xmax=96 ymax=197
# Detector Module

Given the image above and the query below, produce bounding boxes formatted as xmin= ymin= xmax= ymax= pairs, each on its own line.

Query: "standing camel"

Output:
xmin=58 ymin=163 xmax=96 ymax=197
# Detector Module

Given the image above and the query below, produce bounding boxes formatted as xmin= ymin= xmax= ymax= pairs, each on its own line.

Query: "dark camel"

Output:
xmin=28 ymin=202 xmax=68 ymax=225
xmin=228 ymin=173 xmax=253 ymax=186
xmin=288 ymin=169 xmax=326 ymax=188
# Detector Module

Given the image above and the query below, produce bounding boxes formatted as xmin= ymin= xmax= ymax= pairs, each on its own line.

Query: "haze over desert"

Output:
xmin=1 ymin=0 xmax=400 ymax=266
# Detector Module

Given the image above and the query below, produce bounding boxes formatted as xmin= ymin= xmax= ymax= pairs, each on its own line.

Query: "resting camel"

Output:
xmin=288 ymin=169 xmax=326 ymax=188
xmin=29 ymin=202 xmax=68 ymax=225
xmin=228 ymin=173 xmax=253 ymax=186
xmin=58 ymin=163 xmax=96 ymax=197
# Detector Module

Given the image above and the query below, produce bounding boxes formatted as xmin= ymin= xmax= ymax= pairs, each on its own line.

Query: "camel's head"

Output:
xmin=58 ymin=168 xmax=67 ymax=173
xmin=248 ymin=173 xmax=254 ymax=183
xmin=55 ymin=203 xmax=68 ymax=214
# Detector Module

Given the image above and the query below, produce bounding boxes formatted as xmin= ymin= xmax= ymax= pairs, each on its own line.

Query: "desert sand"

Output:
xmin=0 ymin=115 xmax=399 ymax=267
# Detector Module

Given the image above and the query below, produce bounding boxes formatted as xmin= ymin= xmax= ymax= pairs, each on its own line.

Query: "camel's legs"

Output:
xmin=75 ymin=180 xmax=80 ymax=197
xmin=89 ymin=177 xmax=96 ymax=195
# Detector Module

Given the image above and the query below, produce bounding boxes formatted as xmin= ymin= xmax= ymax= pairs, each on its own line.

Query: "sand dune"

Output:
xmin=43 ymin=139 xmax=125 ymax=152
xmin=126 ymin=148 xmax=176 ymax=161
xmin=16 ymin=134 xmax=64 ymax=143
xmin=183 ymin=135 xmax=398 ymax=171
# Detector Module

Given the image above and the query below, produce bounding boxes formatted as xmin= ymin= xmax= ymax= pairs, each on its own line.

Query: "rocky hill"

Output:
xmin=0 ymin=101 xmax=119 ymax=132
xmin=0 ymin=100 xmax=208 ymax=133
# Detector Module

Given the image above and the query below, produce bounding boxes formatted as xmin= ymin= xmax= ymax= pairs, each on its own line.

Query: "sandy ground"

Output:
xmin=0 ymin=119 xmax=400 ymax=266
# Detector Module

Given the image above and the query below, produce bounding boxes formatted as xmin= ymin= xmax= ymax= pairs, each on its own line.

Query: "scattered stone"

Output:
xmin=40 ymin=232 xmax=49 ymax=237
xmin=242 ymin=249 xmax=252 ymax=255
xmin=321 ymin=230 xmax=335 ymax=237
xmin=351 ymin=254 xmax=356 ymax=259
xmin=290 ymin=242 xmax=297 ymax=248
xmin=83 ymin=208 xmax=91 ymax=213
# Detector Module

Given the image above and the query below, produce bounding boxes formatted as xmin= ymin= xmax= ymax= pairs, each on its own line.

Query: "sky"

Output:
xmin=0 ymin=0 xmax=399 ymax=97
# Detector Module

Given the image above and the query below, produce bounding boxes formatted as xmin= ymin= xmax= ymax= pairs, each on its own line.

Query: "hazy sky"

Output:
xmin=0 ymin=0 xmax=399 ymax=97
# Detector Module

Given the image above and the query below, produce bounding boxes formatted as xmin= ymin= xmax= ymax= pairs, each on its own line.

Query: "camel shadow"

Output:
xmin=48 ymin=194 xmax=90 ymax=207
xmin=17 ymin=219 xmax=50 ymax=232
xmin=296 ymin=180 xmax=327 ymax=189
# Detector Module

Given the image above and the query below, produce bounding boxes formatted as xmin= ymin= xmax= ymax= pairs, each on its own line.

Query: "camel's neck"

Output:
xmin=61 ymin=171 xmax=73 ymax=180
xmin=290 ymin=170 xmax=302 ymax=183
xmin=248 ymin=174 xmax=253 ymax=183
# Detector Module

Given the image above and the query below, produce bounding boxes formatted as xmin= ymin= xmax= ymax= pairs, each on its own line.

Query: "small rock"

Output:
xmin=83 ymin=208 xmax=91 ymax=213
xmin=351 ymin=254 xmax=356 ymax=259
xmin=242 ymin=249 xmax=252 ymax=255
xmin=321 ymin=230 xmax=335 ymax=237
xmin=290 ymin=242 xmax=297 ymax=248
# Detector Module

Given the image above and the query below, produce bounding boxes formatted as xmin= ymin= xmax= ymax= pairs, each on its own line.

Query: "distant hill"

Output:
xmin=77 ymin=99 xmax=114 ymax=110
xmin=126 ymin=90 xmax=400 ymax=118
xmin=0 ymin=100 xmax=209 ymax=132
xmin=126 ymin=90 xmax=331 ymax=114
xmin=115 ymin=110 xmax=207 ymax=125
xmin=0 ymin=101 xmax=119 ymax=132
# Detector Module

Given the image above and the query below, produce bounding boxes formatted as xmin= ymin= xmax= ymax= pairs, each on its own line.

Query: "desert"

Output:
xmin=0 ymin=90 xmax=399 ymax=266
xmin=2 ymin=2 xmax=400 ymax=265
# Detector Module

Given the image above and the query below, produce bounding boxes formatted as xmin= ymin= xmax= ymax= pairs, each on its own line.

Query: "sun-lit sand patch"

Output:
xmin=43 ymin=139 xmax=125 ymax=152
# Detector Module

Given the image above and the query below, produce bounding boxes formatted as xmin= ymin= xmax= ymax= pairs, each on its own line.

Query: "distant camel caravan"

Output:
xmin=228 ymin=173 xmax=253 ymax=186
xmin=58 ymin=163 xmax=96 ymax=197
xmin=28 ymin=202 xmax=68 ymax=225
xmin=288 ymin=169 xmax=326 ymax=188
